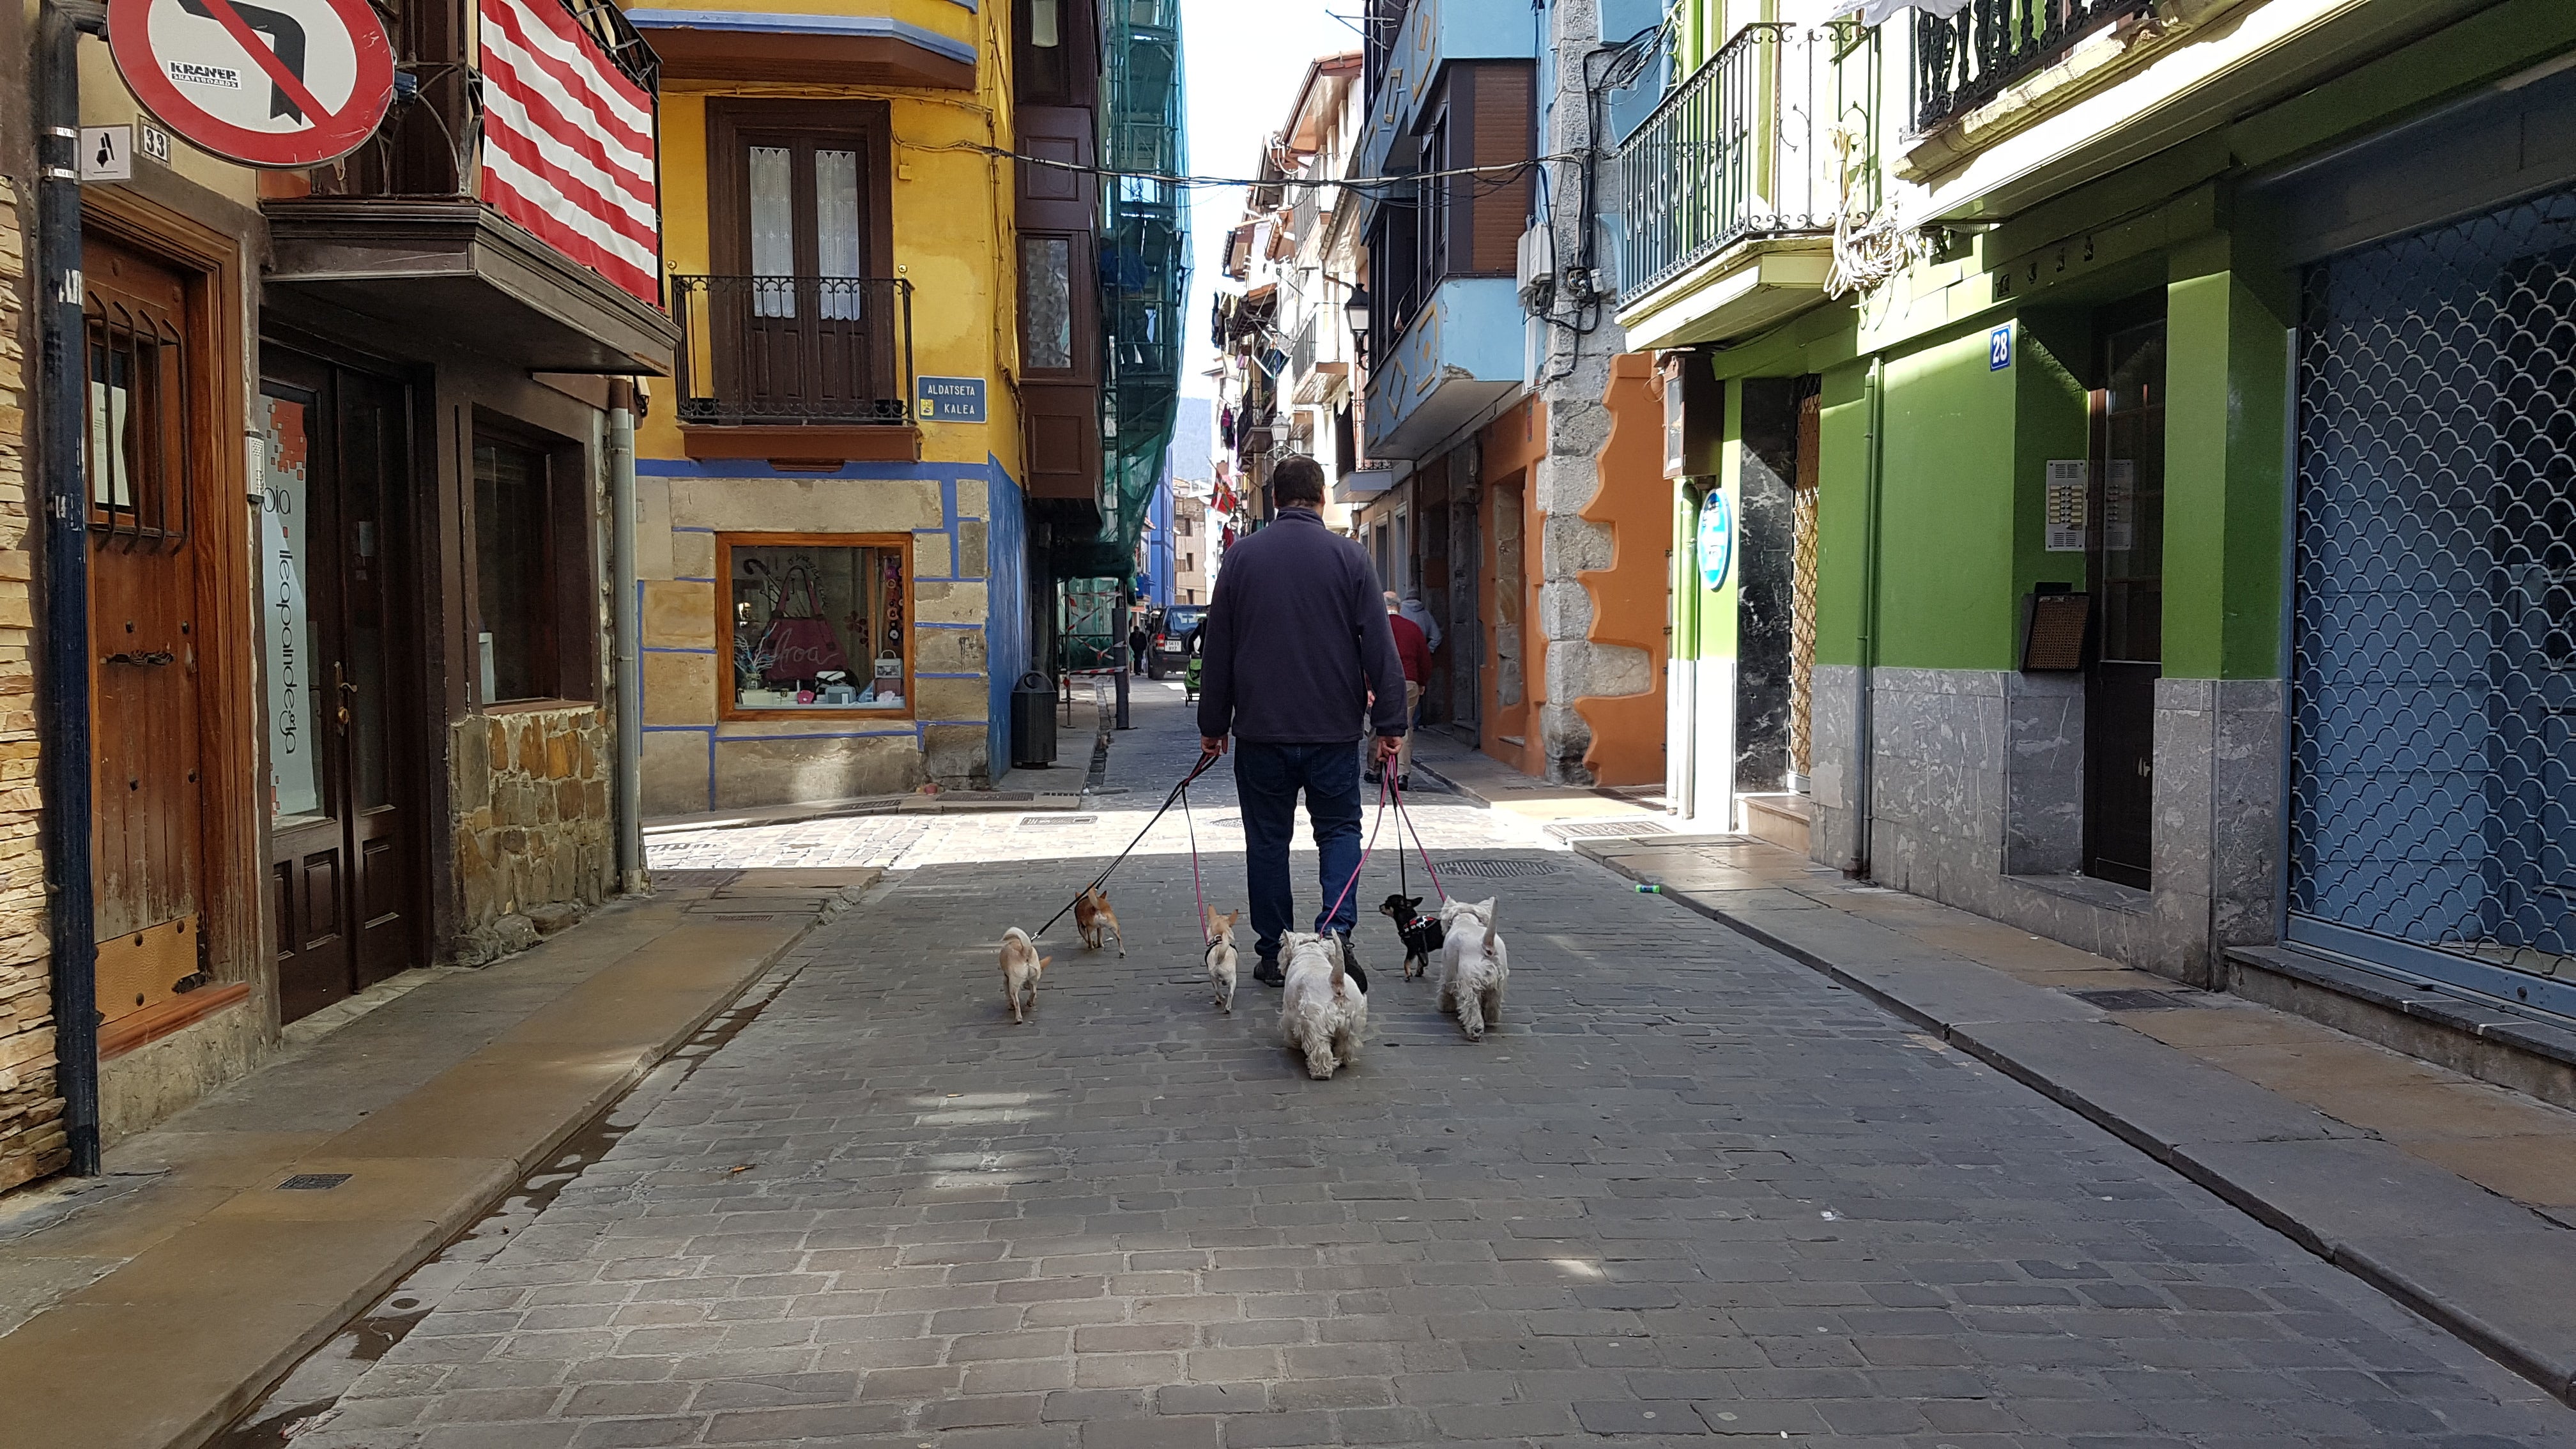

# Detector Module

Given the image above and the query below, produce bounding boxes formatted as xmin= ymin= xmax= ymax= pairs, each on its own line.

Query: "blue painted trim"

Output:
xmin=673 ymin=525 xmax=717 ymax=533
xmin=676 ymin=576 xmax=715 ymax=584
xmin=620 ymin=10 xmax=975 ymax=65
xmin=714 ymin=730 xmax=920 ymax=742
xmin=917 ymin=621 xmax=979 ymax=629
xmin=640 ymin=459 xmax=989 ymax=482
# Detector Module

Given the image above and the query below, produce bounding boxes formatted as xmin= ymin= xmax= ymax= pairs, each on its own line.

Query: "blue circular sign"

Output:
xmin=1698 ymin=491 xmax=1734 ymax=592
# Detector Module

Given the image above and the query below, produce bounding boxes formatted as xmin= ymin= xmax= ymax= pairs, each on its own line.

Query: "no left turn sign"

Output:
xmin=108 ymin=0 xmax=394 ymax=169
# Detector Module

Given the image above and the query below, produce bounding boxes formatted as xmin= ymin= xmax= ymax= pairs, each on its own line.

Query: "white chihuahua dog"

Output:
xmin=998 ymin=926 xmax=1050 ymax=1025
xmin=1436 ymin=897 xmax=1507 ymax=1041
xmin=1204 ymin=908 xmax=1241 ymax=1013
xmin=1278 ymin=931 xmax=1368 ymax=1079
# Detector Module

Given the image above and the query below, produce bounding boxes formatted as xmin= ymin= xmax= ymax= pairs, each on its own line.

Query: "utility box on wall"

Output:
xmin=1661 ymin=351 xmax=1724 ymax=479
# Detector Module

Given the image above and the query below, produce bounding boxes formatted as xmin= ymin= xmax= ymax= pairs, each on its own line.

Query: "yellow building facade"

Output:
xmin=629 ymin=0 xmax=1034 ymax=811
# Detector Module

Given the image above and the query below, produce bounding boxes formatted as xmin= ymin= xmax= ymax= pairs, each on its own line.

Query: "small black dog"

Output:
xmin=1380 ymin=893 xmax=1445 ymax=981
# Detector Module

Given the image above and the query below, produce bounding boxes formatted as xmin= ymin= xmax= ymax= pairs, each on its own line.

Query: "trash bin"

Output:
xmin=1011 ymin=671 xmax=1057 ymax=768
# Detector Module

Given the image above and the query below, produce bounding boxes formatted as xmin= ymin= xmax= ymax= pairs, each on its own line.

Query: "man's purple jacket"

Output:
xmin=1197 ymin=506 xmax=1408 ymax=745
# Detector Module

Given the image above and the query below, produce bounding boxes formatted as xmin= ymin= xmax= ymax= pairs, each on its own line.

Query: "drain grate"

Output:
xmin=1445 ymin=859 xmax=1566 ymax=880
xmin=1020 ymin=815 xmax=1099 ymax=827
xmin=1545 ymin=820 xmax=1674 ymax=840
xmin=277 ymin=1173 xmax=351 ymax=1191
xmin=2070 ymin=988 xmax=2209 ymax=1012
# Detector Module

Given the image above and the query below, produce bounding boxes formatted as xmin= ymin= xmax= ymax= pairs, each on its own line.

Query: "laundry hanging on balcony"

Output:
xmin=478 ymin=0 xmax=663 ymax=303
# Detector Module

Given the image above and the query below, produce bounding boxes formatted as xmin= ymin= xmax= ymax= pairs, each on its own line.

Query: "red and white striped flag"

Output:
xmin=478 ymin=0 xmax=661 ymax=304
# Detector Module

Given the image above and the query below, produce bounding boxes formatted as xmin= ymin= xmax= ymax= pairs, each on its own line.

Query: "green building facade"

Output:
xmin=1625 ymin=0 xmax=2576 ymax=1002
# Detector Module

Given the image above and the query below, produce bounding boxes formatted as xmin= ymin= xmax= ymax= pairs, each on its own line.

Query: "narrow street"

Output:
xmin=229 ymin=684 xmax=2576 ymax=1448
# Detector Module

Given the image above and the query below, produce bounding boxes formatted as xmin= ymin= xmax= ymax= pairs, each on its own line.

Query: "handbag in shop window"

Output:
xmin=758 ymin=558 xmax=851 ymax=686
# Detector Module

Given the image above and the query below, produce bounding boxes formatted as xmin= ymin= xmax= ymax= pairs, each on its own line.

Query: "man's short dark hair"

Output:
xmin=1270 ymin=454 xmax=1326 ymax=507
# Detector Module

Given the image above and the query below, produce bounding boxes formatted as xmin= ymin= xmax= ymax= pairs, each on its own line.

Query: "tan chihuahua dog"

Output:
xmin=999 ymin=926 xmax=1051 ymax=1024
xmin=1074 ymin=885 xmax=1124 ymax=956
xmin=1204 ymin=908 xmax=1241 ymax=1013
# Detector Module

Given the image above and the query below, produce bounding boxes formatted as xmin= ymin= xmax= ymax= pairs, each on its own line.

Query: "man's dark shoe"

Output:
xmin=1254 ymin=952 xmax=1285 ymax=988
xmin=1363 ymin=769 xmax=1381 ymax=785
xmin=1334 ymin=933 xmax=1369 ymax=993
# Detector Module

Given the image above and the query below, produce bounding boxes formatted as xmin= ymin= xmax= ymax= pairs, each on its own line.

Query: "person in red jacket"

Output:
xmin=1370 ymin=591 xmax=1431 ymax=790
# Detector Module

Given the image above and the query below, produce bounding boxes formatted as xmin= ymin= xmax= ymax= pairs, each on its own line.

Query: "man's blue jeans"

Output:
xmin=1234 ymin=740 xmax=1364 ymax=959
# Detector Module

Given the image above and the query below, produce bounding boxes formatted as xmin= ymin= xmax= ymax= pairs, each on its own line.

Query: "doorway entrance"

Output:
xmin=84 ymin=235 xmax=210 ymax=1024
xmin=260 ymin=356 xmax=426 ymax=1022
xmin=2083 ymin=315 xmax=2167 ymax=889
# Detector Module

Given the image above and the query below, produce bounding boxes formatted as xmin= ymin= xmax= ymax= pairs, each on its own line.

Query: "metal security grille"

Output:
xmin=2290 ymin=186 xmax=2576 ymax=1006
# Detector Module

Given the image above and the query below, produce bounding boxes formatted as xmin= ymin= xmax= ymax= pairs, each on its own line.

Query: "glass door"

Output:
xmin=2083 ymin=317 xmax=2167 ymax=889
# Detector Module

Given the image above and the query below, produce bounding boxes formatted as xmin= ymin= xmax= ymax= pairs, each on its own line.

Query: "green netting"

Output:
xmin=1062 ymin=0 xmax=1188 ymax=582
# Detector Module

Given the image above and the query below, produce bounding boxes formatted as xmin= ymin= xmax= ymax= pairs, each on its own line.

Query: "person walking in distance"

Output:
xmin=1368 ymin=591 xmax=1430 ymax=792
xmin=1128 ymin=621 xmax=1151 ymax=675
xmin=1197 ymin=456 xmax=1408 ymax=987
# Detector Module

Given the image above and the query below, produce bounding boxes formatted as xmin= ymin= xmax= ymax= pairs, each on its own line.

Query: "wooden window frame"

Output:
xmin=707 ymin=99 xmax=896 ymax=282
xmin=715 ymin=531 xmax=918 ymax=723
xmin=468 ymin=415 xmax=597 ymax=710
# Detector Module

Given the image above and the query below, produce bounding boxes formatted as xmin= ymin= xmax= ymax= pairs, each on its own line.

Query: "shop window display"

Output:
xmin=720 ymin=535 xmax=910 ymax=716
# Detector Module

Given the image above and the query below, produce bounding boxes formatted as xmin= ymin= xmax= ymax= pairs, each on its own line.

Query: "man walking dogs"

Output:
xmin=1197 ymin=456 xmax=1409 ymax=988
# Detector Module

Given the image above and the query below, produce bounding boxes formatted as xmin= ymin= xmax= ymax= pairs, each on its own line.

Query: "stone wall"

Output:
xmin=1811 ymin=663 xmax=2284 ymax=988
xmin=636 ymin=468 xmax=1002 ymax=816
xmin=450 ymin=706 xmax=615 ymax=963
xmin=0 ymin=176 xmax=64 ymax=1192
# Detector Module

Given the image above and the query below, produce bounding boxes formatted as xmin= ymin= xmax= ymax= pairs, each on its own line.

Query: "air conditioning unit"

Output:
xmin=1515 ymin=224 xmax=1556 ymax=313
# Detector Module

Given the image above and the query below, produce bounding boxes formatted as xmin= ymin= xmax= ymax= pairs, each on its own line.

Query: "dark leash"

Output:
xmin=1038 ymin=751 xmax=1223 ymax=938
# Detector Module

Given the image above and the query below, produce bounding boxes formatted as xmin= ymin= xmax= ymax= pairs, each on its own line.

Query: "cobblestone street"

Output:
xmin=256 ymin=686 xmax=2576 ymax=1447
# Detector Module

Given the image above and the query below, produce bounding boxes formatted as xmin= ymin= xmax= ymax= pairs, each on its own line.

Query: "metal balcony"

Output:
xmin=1912 ymin=0 xmax=2152 ymax=134
xmin=1613 ymin=22 xmax=1876 ymax=308
xmin=671 ymin=276 xmax=915 ymax=427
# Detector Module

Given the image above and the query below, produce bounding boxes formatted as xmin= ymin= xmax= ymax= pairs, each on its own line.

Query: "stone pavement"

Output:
xmin=0 ymin=876 xmax=852 ymax=1449
xmin=213 ymin=684 xmax=2576 ymax=1447
xmin=1579 ymin=834 xmax=2576 ymax=1411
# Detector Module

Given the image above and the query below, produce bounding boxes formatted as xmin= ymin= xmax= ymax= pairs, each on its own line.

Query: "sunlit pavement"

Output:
xmin=243 ymin=684 xmax=2576 ymax=1447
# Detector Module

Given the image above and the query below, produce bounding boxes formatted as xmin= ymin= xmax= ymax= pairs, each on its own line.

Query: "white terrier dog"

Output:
xmin=1278 ymin=931 xmax=1368 ymax=1079
xmin=1203 ymin=908 xmax=1242 ymax=1013
xmin=1436 ymin=897 xmax=1507 ymax=1041
xmin=998 ymin=926 xmax=1050 ymax=1025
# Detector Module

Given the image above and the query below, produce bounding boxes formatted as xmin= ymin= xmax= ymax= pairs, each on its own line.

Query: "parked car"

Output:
xmin=1147 ymin=606 xmax=1206 ymax=679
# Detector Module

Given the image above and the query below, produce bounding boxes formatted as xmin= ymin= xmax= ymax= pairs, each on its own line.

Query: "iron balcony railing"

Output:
xmin=671 ymin=276 xmax=915 ymax=427
xmin=1913 ymin=0 xmax=2152 ymax=133
xmin=298 ymin=0 xmax=658 ymax=203
xmin=1613 ymin=22 xmax=1876 ymax=307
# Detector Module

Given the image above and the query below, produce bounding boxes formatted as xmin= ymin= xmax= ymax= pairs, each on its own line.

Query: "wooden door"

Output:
xmin=86 ymin=237 xmax=208 ymax=1022
xmin=263 ymin=360 xmax=424 ymax=1022
xmin=712 ymin=102 xmax=896 ymax=424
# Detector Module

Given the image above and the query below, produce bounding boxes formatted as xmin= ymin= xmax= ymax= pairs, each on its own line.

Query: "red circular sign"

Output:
xmin=109 ymin=0 xmax=394 ymax=169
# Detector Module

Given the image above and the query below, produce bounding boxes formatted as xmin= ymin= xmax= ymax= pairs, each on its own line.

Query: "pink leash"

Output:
xmin=1386 ymin=774 xmax=1448 ymax=905
xmin=1183 ymin=780 xmax=1211 ymax=944
xmin=1319 ymin=771 xmax=1392 ymax=931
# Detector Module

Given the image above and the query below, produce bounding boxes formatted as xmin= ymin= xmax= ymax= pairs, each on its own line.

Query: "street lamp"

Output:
xmin=1343 ymin=284 xmax=1372 ymax=362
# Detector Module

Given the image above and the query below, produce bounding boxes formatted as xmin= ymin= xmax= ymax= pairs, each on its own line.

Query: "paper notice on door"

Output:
xmin=2046 ymin=460 xmax=2089 ymax=552
xmin=2104 ymin=460 xmax=2136 ymax=552
xmin=259 ymin=395 xmax=321 ymax=820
